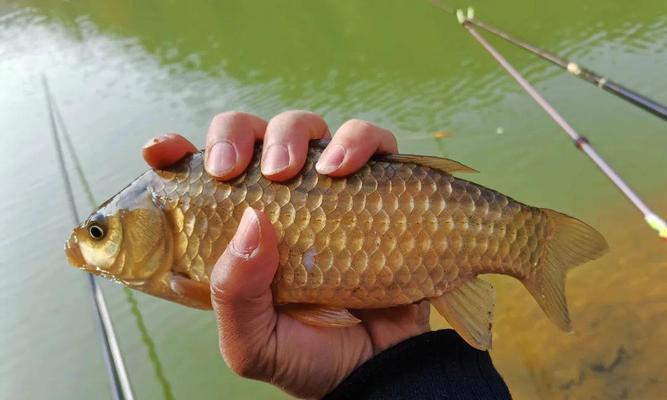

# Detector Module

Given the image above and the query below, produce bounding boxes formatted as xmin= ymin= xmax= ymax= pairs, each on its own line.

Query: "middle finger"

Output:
xmin=261 ymin=110 xmax=330 ymax=181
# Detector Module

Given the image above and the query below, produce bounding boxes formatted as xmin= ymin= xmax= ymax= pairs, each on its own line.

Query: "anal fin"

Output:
xmin=431 ymin=277 xmax=495 ymax=350
xmin=281 ymin=304 xmax=361 ymax=328
xmin=170 ymin=275 xmax=212 ymax=309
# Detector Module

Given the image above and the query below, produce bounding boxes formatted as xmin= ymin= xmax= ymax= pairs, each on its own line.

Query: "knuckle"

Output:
xmin=209 ymin=111 xmax=259 ymax=135
xmin=228 ymin=357 xmax=256 ymax=378
xmin=211 ymin=111 xmax=242 ymax=126
xmin=341 ymin=118 xmax=374 ymax=132
xmin=338 ymin=119 xmax=378 ymax=144
xmin=274 ymin=109 xmax=313 ymax=120
xmin=213 ymin=110 xmax=254 ymax=122
xmin=208 ymin=111 xmax=261 ymax=147
xmin=223 ymin=351 xmax=264 ymax=379
xmin=337 ymin=119 xmax=397 ymax=154
xmin=208 ymin=112 xmax=240 ymax=142
xmin=209 ymin=257 xmax=236 ymax=305
xmin=210 ymin=279 xmax=233 ymax=305
xmin=209 ymin=264 xmax=270 ymax=309
xmin=383 ymin=131 xmax=398 ymax=150
xmin=270 ymin=110 xmax=317 ymax=132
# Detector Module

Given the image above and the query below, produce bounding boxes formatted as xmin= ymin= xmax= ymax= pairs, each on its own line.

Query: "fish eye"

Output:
xmin=86 ymin=214 xmax=107 ymax=241
xmin=88 ymin=224 xmax=105 ymax=240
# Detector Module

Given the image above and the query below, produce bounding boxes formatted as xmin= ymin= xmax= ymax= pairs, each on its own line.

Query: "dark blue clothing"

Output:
xmin=324 ymin=330 xmax=511 ymax=400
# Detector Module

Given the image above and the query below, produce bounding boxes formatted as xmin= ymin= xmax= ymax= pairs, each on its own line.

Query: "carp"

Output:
xmin=65 ymin=141 xmax=607 ymax=349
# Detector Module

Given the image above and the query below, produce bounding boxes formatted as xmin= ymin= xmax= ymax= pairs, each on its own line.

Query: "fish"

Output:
xmin=65 ymin=140 xmax=608 ymax=350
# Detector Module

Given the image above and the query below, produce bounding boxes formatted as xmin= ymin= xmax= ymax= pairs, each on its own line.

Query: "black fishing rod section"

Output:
xmin=444 ymin=9 xmax=667 ymax=241
xmin=432 ymin=2 xmax=667 ymax=122
xmin=469 ymin=14 xmax=667 ymax=121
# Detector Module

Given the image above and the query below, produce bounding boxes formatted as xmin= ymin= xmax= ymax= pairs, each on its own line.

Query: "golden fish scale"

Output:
xmin=149 ymin=146 xmax=550 ymax=308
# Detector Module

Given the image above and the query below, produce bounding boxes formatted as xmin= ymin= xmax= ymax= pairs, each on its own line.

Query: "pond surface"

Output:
xmin=1 ymin=0 xmax=666 ymax=398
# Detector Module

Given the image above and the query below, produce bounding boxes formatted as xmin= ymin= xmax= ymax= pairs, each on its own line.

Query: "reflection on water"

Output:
xmin=1 ymin=0 xmax=666 ymax=399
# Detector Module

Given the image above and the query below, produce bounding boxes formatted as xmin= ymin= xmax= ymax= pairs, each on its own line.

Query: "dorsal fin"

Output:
xmin=307 ymin=139 xmax=477 ymax=174
xmin=379 ymin=154 xmax=478 ymax=174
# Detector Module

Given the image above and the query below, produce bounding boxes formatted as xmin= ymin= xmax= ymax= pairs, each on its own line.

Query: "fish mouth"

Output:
xmin=65 ymin=233 xmax=86 ymax=268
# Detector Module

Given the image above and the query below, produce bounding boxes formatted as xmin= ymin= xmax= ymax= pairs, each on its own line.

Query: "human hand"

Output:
xmin=143 ymin=111 xmax=431 ymax=399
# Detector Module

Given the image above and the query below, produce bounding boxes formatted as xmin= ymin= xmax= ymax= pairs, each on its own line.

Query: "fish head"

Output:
xmin=64 ymin=173 xmax=173 ymax=290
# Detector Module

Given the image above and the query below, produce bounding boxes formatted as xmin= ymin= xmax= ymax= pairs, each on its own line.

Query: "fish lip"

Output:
xmin=64 ymin=234 xmax=86 ymax=268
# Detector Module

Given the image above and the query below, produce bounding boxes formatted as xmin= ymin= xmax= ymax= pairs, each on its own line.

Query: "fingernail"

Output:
xmin=143 ymin=134 xmax=169 ymax=149
xmin=231 ymin=208 xmax=260 ymax=256
xmin=207 ymin=140 xmax=236 ymax=177
xmin=316 ymin=144 xmax=346 ymax=174
xmin=262 ymin=143 xmax=290 ymax=175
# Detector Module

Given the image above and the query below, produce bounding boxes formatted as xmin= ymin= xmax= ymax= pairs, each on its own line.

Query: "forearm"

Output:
xmin=323 ymin=329 xmax=511 ymax=400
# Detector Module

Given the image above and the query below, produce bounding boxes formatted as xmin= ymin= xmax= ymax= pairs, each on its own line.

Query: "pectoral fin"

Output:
xmin=281 ymin=304 xmax=361 ymax=328
xmin=431 ymin=277 xmax=495 ymax=350
xmin=170 ymin=275 xmax=212 ymax=309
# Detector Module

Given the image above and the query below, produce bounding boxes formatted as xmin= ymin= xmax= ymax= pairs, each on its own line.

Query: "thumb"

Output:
xmin=210 ymin=207 xmax=279 ymax=380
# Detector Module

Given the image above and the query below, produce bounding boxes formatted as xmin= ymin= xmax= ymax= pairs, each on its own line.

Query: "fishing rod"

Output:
xmin=43 ymin=75 xmax=136 ymax=400
xmin=431 ymin=1 xmax=667 ymax=121
xmin=45 ymin=75 xmax=175 ymax=400
xmin=430 ymin=6 xmax=667 ymax=241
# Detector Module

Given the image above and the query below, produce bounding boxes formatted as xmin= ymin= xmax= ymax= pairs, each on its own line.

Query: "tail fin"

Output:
xmin=522 ymin=209 xmax=608 ymax=332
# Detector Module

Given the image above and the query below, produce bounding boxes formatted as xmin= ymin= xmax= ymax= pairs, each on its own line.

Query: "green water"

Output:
xmin=1 ymin=1 xmax=665 ymax=399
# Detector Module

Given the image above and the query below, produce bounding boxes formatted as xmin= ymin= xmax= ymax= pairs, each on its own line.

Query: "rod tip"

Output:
xmin=456 ymin=9 xmax=466 ymax=24
xmin=645 ymin=214 xmax=667 ymax=240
